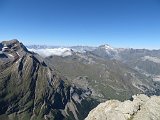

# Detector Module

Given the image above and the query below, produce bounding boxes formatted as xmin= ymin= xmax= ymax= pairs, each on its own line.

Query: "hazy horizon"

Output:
xmin=25 ymin=42 xmax=160 ymax=50
xmin=0 ymin=38 xmax=160 ymax=50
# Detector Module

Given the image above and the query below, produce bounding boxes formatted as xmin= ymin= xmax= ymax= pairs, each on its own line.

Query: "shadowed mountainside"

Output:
xmin=0 ymin=40 xmax=98 ymax=120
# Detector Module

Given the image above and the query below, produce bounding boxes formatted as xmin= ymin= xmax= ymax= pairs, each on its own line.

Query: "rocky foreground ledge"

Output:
xmin=85 ymin=94 xmax=160 ymax=120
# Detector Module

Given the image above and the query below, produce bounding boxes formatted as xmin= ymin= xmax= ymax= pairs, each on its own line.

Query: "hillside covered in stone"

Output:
xmin=85 ymin=94 xmax=160 ymax=120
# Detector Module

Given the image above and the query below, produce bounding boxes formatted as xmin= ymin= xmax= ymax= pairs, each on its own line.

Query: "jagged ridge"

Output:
xmin=85 ymin=94 xmax=160 ymax=120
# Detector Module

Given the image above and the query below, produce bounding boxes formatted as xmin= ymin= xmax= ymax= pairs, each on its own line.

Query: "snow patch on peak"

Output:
xmin=28 ymin=48 xmax=73 ymax=57
xmin=142 ymin=56 xmax=160 ymax=64
xmin=7 ymin=53 xmax=14 ymax=58
xmin=99 ymin=44 xmax=113 ymax=49
xmin=99 ymin=44 xmax=115 ymax=51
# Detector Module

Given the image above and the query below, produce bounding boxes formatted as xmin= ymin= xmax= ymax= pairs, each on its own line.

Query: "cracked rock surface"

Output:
xmin=85 ymin=94 xmax=160 ymax=120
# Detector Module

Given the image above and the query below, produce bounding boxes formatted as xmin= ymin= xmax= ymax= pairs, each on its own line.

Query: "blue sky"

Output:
xmin=0 ymin=0 xmax=160 ymax=49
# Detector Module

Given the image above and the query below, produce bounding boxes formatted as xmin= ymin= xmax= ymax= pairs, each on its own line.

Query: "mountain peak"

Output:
xmin=2 ymin=39 xmax=19 ymax=45
xmin=1 ymin=39 xmax=28 ymax=52
xmin=0 ymin=40 xmax=96 ymax=120
xmin=99 ymin=44 xmax=114 ymax=50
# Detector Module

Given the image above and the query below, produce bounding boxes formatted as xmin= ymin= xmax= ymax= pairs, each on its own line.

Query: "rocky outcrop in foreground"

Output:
xmin=85 ymin=94 xmax=160 ymax=120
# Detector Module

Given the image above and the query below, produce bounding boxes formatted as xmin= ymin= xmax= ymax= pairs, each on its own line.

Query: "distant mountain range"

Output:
xmin=28 ymin=44 xmax=160 ymax=100
xmin=28 ymin=44 xmax=160 ymax=83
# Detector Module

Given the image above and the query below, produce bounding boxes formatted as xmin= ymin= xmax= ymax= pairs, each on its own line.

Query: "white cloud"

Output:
xmin=28 ymin=48 xmax=72 ymax=57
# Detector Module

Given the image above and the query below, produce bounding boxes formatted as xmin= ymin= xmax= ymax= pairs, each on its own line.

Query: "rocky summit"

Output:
xmin=85 ymin=94 xmax=160 ymax=120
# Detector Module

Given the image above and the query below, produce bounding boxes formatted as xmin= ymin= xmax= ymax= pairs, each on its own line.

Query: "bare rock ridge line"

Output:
xmin=85 ymin=94 xmax=160 ymax=120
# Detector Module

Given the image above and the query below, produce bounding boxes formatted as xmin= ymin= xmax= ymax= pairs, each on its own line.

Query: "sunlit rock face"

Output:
xmin=85 ymin=94 xmax=160 ymax=120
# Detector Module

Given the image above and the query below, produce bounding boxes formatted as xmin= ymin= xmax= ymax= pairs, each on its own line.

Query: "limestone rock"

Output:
xmin=85 ymin=94 xmax=160 ymax=120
